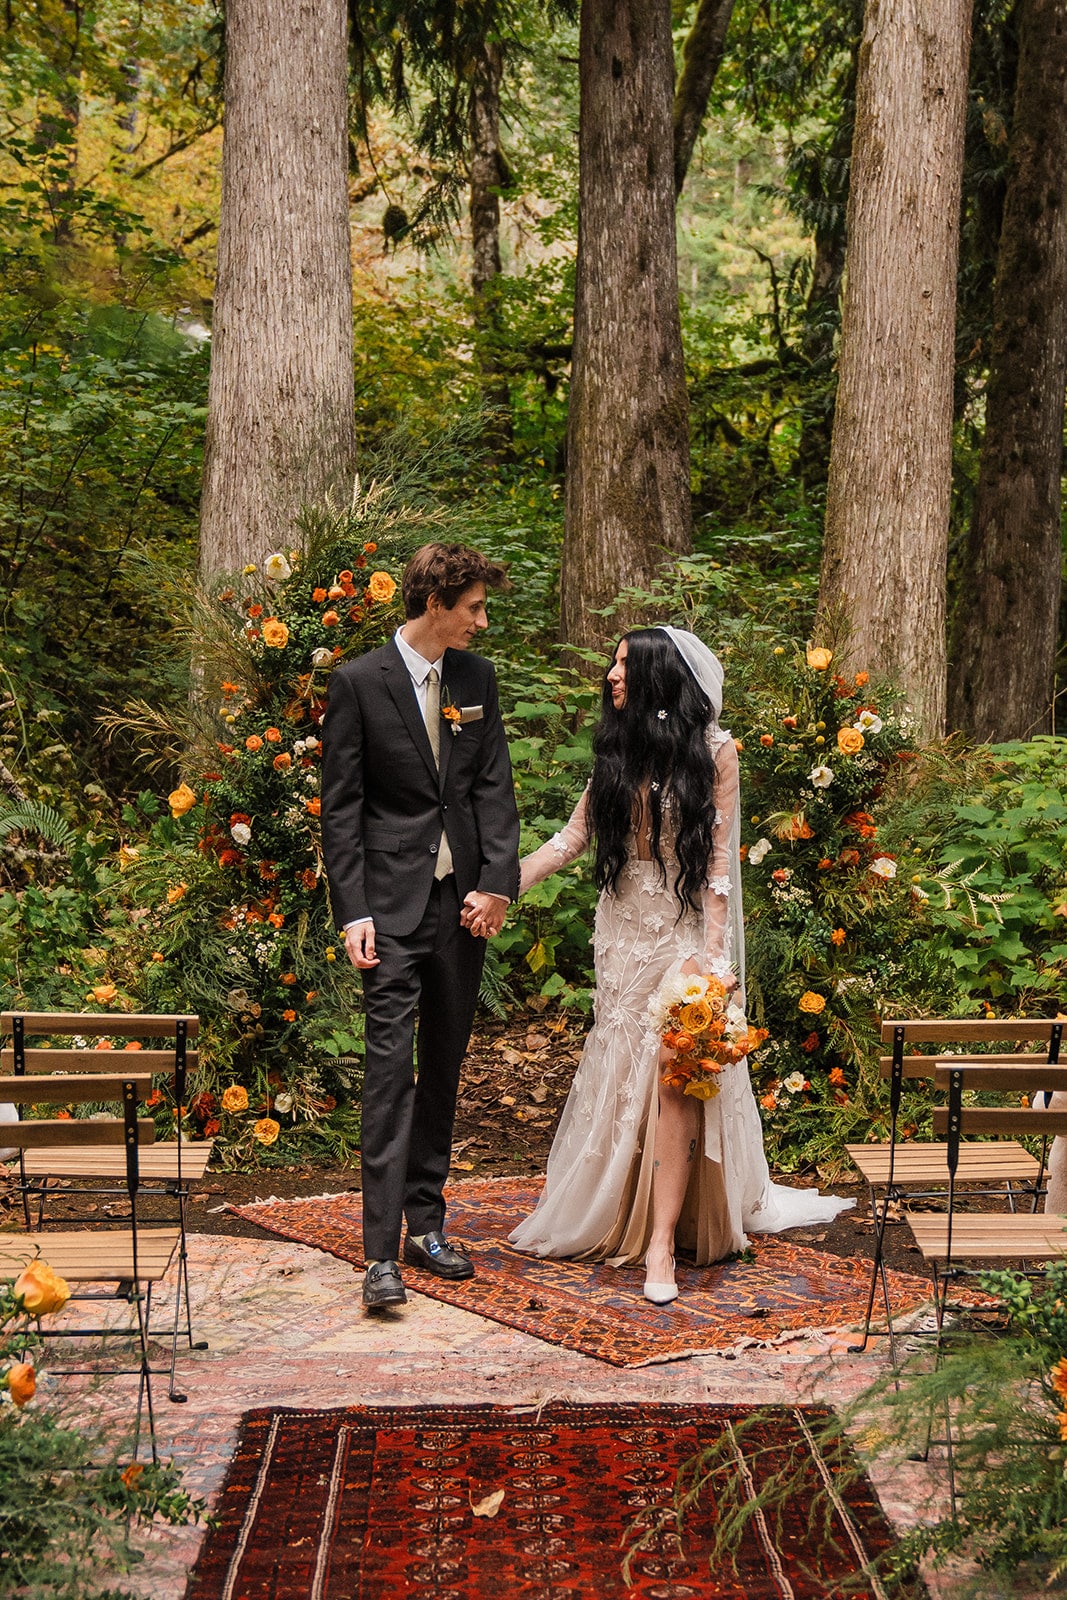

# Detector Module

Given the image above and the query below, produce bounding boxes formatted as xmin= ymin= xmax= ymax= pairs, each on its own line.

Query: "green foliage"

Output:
xmin=0 ymin=1270 xmax=205 ymax=1600
xmin=629 ymin=1262 xmax=1067 ymax=1592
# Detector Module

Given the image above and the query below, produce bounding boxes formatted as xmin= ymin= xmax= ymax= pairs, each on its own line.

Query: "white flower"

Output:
xmin=311 ymin=648 xmax=333 ymax=668
xmin=809 ymin=765 xmax=833 ymax=788
xmin=263 ymin=552 xmax=291 ymax=581
xmin=854 ymin=709 xmax=883 ymax=734
xmin=783 ymin=1071 xmax=807 ymax=1094
xmin=870 ymin=856 xmax=897 ymax=879
xmin=273 ymin=1092 xmax=294 ymax=1115
xmin=230 ymin=822 xmax=252 ymax=846
xmin=748 ymin=838 xmax=772 ymax=865
xmin=303 ymin=736 xmax=320 ymax=752
xmin=681 ymin=976 xmax=709 ymax=1001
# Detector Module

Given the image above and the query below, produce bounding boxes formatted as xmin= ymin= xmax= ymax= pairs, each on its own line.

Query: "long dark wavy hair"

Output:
xmin=588 ymin=629 xmax=718 ymax=913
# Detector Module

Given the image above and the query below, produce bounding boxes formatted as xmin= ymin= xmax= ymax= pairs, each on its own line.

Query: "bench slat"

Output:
xmin=21 ymin=1142 xmax=215 ymax=1179
xmin=0 ymin=1073 xmax=154 ymax=1103
xmin=845 ymin=1142 xmax=1040 ymax=1181
xmin=0 ymin=1048 xmax=198 ymax=1074
xmin=1 ymin=1120 xmax=156 ymax=1148
xmin=906 ymin=1212 xmax=1067 ymax=1261
xmin=878 ymin=1053 xmax=1055 ymax=1076
xmin=932 ymin=1108 xmax=1067 ymax=1136
xmin=1 ymin=1013 xmax=199 ymax=1040
xmin=881 ymin=1018 xmax=1061 ymax=1044
xmin=0 ymin=1229 xmax=181 ymax=1282
xmin=931 ymin=1064 xmax=1067 ymax=1091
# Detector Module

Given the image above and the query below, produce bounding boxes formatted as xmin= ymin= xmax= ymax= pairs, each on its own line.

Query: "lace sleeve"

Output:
xmin=702 ymin=733 xmax=740 ymax=979
xmin=519 ymin=787 xmax=591 ymax=894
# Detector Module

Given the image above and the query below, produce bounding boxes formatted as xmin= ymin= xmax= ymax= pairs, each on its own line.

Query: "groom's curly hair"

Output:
xmin=589 ymin=629 xmax=718 ymax=915
xmin=402 ymin=543 xmax=509 ymax=618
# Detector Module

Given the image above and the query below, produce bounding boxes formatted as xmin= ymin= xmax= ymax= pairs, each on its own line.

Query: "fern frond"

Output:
xmin=0 ymin=800 xmax=76 ymax=851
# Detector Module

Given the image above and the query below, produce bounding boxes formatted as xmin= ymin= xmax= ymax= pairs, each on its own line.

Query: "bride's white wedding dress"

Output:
xmin=508 ymin=730 xmax=853 ymax=1267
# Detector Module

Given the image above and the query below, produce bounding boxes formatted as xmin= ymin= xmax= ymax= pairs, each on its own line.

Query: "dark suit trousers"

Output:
xmin=359 ymin=878 xmax=485 ymax=1260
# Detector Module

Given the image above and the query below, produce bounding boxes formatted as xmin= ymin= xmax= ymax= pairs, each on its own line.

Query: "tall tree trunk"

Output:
xmin=468 ymin=38 xmax=512 ymax=453
xmin=673 ymin=0 xmax=735 ymax=196
xmin=199 ymin=0 xmax=355 ymax=579
xmin=949 ymin=0 xmax=1067 ymax=741
xmin=817 ymin=0 xmax=972 ymax=738
xmin=561 ymin=0 xmax=691 ymax=651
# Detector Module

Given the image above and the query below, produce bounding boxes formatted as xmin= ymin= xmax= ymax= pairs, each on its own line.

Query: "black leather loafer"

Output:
xmin=362 ymin=1260 xmax=407 ymax=1308
xmin=403 ymin=1230 xmax=475 ymax=1280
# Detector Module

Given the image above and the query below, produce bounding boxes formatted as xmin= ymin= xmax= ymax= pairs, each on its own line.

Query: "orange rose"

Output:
xmin=679 ymin=1001 xmax=713 ymax=1033
xmin=245 ymin=734 xmax=263 ymax=752
xmin=363 ymin=541 xmax=377 ymax=553
xmin=760 ymin=734 xmax=774 ymax=747
xmin=4 ymin=1362 xmax=36 ymax=1406
xmin=338 ymin=569 xmax=353 ymax=584
xmin=167 ymin=782 xmax=197 ymax=818
xmin=806 ymin=646 xmax=833 ymax=670
xmin=86 ymin=983 xmax=118 ymax=1005
xmin=312 ymin=587 xmax=328 ymax=603
xmin=273 ymin=753 xmax=291 ymax=771
xmin=14 ymin=1260 xmax=71 ymax=1315
xmin=671 ymin=1031 xmax=695 ymax=1053
xmin=782 ymin=715 xmax=798 ymax=729
xmin=322 ymin=609 xmax=340 ymax=627
xmin=262 ymin=618 xmax=289 ymax=649
xmin=264 ymin=727 xmax=282 ymax=743
xmin=247 ymin=603 xmax=263 ymax=619
xmin=760 ymin=1092 xmax=778 ymax=1111
xmin=282 ymin=1009 xmax=297 ymax=1022
xmin=281 ymin=972 xmax=296 ymax=985
xmin=221 ymin=1085 xmax=249 ymax=1114
xmin=305 ymin=990 xmax=318 ymax=1002
xmin=837 ymin=727 xmax=865 ymax=755
xmin=253 ymin=1117 xmax=281 ymax=1145
xmin=367 ymin=571 xmax=397 ymax=604
xmin=798 ymin=991 xmax=826 ymax=1015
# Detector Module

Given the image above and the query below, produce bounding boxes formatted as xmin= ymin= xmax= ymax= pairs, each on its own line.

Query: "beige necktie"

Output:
xmin=425 ymin=668 xmax=453 ymax=880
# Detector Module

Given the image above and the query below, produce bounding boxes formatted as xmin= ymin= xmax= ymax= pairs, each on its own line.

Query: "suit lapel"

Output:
xmin=380 ymin=641 xmax=439 ymax=786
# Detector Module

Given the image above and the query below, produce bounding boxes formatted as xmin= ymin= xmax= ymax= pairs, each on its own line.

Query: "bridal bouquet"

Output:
xmin=650 ymin=970 xmax=768 ymax=1100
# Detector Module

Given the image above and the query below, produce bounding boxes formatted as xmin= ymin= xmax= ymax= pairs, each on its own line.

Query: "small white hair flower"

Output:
xmin=656 ymin=709 xmax=668 ymax=721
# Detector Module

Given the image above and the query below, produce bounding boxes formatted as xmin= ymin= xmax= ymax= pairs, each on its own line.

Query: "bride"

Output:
xmin=508 ymin=626 xmax=852 ymax=1303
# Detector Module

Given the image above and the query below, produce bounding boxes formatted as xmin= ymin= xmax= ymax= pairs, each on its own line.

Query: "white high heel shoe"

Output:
xmin=643 ymin=1252 xmax=678 ymax=1305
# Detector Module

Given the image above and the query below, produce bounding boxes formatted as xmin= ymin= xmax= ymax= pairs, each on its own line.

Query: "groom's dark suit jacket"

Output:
xmin=321 ymin=639 xmax=520 ymax=937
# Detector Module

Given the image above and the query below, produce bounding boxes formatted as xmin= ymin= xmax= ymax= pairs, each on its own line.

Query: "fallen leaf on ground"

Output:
xmin=470 ymin=1488 xmax=505 ymax=1518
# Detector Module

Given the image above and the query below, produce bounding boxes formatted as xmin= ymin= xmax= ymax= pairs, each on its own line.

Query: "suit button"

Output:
xmin=441 ymin=804 xmax=448 ymax=811
xmin=429 ymin=844 xmax=438 ymax=854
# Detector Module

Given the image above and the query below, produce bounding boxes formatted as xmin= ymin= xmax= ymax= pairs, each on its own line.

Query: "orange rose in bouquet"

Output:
xmin=650 ymin=969 xmax=768 ymax=1101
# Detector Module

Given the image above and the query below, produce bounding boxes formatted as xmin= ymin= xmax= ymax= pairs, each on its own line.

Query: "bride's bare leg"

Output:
xmin=646 ymin=1079 xmax=701 ymax=1287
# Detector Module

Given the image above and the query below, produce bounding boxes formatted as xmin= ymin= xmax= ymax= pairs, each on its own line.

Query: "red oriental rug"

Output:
xmin=228 ymin=1177 xmax=931 ymax=1367
xmin=185 ymin=1402 xmax=915 ymax=1600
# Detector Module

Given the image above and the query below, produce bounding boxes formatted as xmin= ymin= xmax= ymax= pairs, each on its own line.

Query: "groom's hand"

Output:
xmin=461 ymin=890 xmax=507 ymax=939
xmin=344 ymin=922 xmax=380 ymax=969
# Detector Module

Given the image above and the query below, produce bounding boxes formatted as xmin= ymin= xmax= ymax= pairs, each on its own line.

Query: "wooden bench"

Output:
xmin=846 ymin=1017 xmax=1062 ymax=1355
xmin=1 ymin=1012 xmax=210 ymax=1404
xmin=0 ymin=1069 xmax=182 ymax=1460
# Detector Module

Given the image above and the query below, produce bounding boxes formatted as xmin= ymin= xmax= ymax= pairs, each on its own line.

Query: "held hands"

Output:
xmin=461 ymin=890 xmax=507 ymax=940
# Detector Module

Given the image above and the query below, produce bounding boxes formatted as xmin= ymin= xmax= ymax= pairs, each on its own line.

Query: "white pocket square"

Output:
xmin=458 ymin=705 xmax=484 ymax=725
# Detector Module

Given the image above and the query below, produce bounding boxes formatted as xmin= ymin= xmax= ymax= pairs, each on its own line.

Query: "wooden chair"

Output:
xmin=1 ymin=1012 xmax=211 ymax=1397
xmin=0 ymin=1070 xmax=181 ymax=1460
xmin=846 ymin=1018 xmax=1061 ymax=1355
xmin=909 ymin=1056 xmax=1067 ymax=1323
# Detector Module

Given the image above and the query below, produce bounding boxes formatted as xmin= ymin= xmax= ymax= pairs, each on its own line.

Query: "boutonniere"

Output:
xmin=441 ymin=691 xmax=484 ymax=736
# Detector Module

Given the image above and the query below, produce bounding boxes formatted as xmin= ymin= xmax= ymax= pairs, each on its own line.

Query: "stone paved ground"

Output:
xmin=45 ymin=1228 xmax=988 ymax=1600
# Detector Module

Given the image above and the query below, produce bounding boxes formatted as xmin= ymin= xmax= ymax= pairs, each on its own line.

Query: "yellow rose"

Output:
xmin=14 ymin=1260 xmax=71 ymax=1316
xmin=683 ymin=1080 xmax=719 ymax=1100
xmin=837 ymin=727 xmax=865 ymax=755
xmin=253 ymin=1117 xmax=281 ymax=1146
xmin=806 ymin=646 xmax=833 ymax=670
xmin=167 ymin=782 xmax=197 ymax=818
xmin=262 ymin=617 xmax=290 ymax=649
xmin=85 ymin=983 xmax=118 ymax=1005
xmin=798 ymin=991 xmax=827 ymax=1015
xmin=4 ymin=1362 xmax=36 ymax=1406
xmin=221 ymin=1084 xmax=249 ymax=1114
xmin=367 ymin=571 xmax=397 ymax=604
xmin=679 ymin=1001 xmax=713 ymax=1034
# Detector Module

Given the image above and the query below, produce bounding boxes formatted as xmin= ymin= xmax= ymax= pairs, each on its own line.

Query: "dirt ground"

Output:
xmin=0 ymin=1004 xmax=938 ymax=1276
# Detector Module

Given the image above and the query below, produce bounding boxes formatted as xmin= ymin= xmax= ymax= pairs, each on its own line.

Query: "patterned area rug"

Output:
xmin=228 ymin=1177 xmax=932 ymax=1366
xmin=186 ymin=1402 xmax=913 ymax=1600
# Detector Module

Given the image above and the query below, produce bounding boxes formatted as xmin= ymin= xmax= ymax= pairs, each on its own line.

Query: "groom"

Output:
xmin=321 ymin=543 xmax=520 ymax=1308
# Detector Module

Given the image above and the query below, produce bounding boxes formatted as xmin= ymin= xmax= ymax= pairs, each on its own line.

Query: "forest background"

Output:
xmin=1 ymin=0 xmax=1066 ymax=1176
